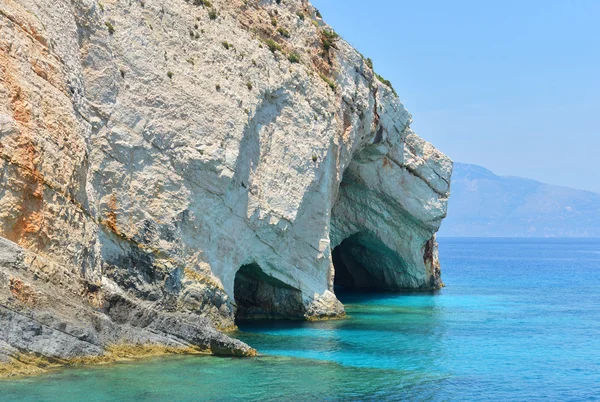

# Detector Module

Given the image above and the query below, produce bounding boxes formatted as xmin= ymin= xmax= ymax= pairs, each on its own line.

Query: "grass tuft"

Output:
xmin=288 ymin=53 xmax=300 ymax=63
xmin=277 ymin=27 xmax=290 ymax=38
xmin=264 ymin=38 xmax=282 ymax=53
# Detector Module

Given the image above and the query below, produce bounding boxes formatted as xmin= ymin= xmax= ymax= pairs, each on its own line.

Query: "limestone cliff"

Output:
xmin=0 ymin=0 xmax=452 ymax=374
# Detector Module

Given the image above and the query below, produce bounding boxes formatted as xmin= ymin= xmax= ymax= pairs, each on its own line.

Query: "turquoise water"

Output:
xmin=1 ymin=238 xmax=599 ymax=401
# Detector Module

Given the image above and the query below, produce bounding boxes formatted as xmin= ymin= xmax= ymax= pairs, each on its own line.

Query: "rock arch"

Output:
xmin=328 ymin=135 xmax=447 ymax=293
xmin=331 ymin=231 xmax=410 ymax=291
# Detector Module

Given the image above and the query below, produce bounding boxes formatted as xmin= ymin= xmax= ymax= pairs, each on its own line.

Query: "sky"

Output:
xmin=311 ymin=0 xmax=600 ymax=193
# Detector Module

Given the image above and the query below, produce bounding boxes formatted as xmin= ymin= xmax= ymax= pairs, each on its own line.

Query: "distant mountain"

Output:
xmin=438 ymin=163 xmax=600 ymax=237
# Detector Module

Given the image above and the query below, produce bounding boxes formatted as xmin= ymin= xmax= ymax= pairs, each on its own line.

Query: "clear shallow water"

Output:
xmin=1 ymin=238 xmax=599 ymax=401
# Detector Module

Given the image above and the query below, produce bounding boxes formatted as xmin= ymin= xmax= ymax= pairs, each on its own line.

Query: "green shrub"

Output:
xmin=312 ymin=154 xmax=318 ymax=162
xmin=247 ymin=82 xmax=253 ymax=90
xmin=315 ymin=8 xmax=322 ymax=18
xmin=277 ymin=27 xmax=290 ymax=38
xmin=365 ymin=58 xmax=373 ymax=69
xmin=288 ymin=53 xmax=300 ymax=63
xmin=322 ymin=29 xmax=338 ymax=40
xmin=216 ymin=84 xmax=221 ymax=90
xmin=208 ymin=9 xmax=217 ymax=20
xmin=296 ymin=11 xmax=305 ymax=21
xmin=321 ymin=29 xmax=338 ymax=51
xmin=375 ymin=73 xmax=397 ymax=96
xmin=271 ymin=17 xmax=278 ymax=27
xmin=105 ymin=21 xmax=115 ymax=34
xmin=167 ymin=71 xmax=174 ymax=79
xmin=222 ymin=41 xmax=232 ymax=50
xmin=264 ymin=39 xmax=282 ymax=53
xmin=120 ymin=69 xmax=126 ymax=78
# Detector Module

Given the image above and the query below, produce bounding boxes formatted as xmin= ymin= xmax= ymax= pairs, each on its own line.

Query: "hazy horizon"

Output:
xmin=439 ymin=162 xmax=600 ymax=237
xmin=455 ymin=162 xmax=600 ymax=194
xmin=312 ymin=0 xmax=600 ymax=193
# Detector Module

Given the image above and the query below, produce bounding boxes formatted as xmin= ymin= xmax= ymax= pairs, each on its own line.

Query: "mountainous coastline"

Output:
xmin=439 ymin=163 xmax=600 ymax=237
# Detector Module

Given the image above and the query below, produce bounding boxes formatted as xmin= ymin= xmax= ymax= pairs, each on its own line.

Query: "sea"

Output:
xmin=1 ymin=238 xmax=599 ymax=401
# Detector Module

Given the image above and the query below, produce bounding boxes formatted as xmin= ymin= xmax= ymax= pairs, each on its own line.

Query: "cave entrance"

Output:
xmin=233 ymin=263 xmax=304 ymax=321
xmin=332 ymin=232 xmax=408 ymax=292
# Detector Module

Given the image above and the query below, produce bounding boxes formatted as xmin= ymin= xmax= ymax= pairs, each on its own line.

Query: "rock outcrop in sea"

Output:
xmin=0 ymin=0 xmax=452 ymax=375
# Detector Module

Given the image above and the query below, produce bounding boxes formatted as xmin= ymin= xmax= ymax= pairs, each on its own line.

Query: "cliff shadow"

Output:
xmin=233 ymin=263 xmax=305 ymax=321
xmin=332 ymin=232 xmax=410 ymax=292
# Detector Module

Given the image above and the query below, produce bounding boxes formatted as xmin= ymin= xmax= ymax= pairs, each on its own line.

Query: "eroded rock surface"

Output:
xmin=0 ymin=0 xmax=451 ymax=373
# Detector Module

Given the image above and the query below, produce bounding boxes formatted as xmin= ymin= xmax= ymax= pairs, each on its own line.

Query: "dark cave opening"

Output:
xmin=233 ymin=263 xmax=304 ymax=321
xmin=332 ymin=232 xmax=408 ymax=292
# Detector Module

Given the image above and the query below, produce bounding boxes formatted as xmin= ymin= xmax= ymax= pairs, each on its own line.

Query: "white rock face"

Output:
xmin=0 ymin=0 xmax=452 ymax=366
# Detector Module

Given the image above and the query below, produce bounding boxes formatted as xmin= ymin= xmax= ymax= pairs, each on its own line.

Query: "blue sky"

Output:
xmin=311 ymin=0 xmax=600 ymax=193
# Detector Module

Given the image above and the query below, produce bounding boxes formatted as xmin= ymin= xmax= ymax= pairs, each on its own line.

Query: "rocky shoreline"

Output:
xmin=0 ymin=0 xmax=451 ymax=376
